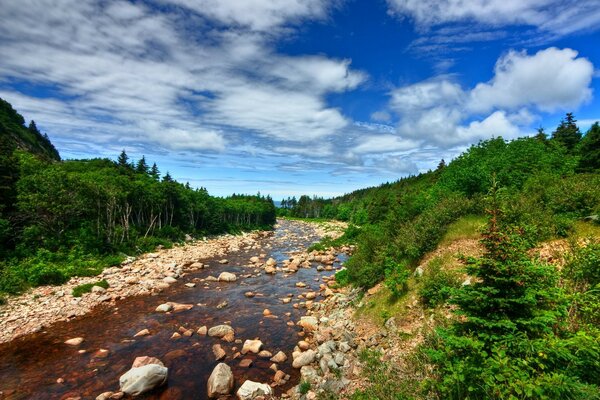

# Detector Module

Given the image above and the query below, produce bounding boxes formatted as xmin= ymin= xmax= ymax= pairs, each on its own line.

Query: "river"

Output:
xmin=0 ymin=219 xmax=346 ymax=399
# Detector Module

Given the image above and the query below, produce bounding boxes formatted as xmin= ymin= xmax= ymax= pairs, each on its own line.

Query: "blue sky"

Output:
xmin=1 ymin=0 xmax=599 ymax=199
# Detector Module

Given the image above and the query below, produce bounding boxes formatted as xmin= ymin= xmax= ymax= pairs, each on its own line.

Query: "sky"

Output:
xmin=1 ymin=0 xmax=599 ymax=199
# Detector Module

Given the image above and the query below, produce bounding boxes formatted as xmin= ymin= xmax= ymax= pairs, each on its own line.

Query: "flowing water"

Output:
xmin=0 ymin=220 xmax=345 ymax=399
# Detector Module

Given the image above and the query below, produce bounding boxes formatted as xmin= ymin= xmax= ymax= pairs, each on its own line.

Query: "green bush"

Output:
xmin=418 ymin=257 xmax=462 ymax=307
xmin=334 ymin=268 xmax=349 ymax=286
xmin=72 ymin=279 xmax=109 ymax=297
xmin=384 ymin=259 xmax=410 ymax=297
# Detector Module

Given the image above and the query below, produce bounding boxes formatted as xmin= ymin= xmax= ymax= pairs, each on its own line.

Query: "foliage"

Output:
xmin=578 ymin=122 xmax=600 ymax=172
xmin=424 ymin=188 xmax=600 ymax=399
xmin=0 ymin=98 xmax=276 ymax=295
xmin=551 ymin=112 xmax=582 ymax=152
xmin=418 ymin=256 xmax=462 ymax=307
xmin=72 ymin=279 xmax=109 ymax=297
xmin=384 ymin=258 xmax=410 ymax=297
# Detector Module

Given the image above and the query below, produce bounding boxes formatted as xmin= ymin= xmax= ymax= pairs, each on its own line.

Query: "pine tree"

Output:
xmin=534 ymin=127 xmax=547 ymax=142
xmin=28 ymin=120 xmax=40 ymax=135
xmin=117 ymin=150 xmax=130 ymax=168
xmin=551 ymin=112 xmax=581 ymax=151
xmin=150 ymin=163 xmax=160 ymax=180
xmin=136 ymin=156 xmax=149 ymax=174
xmin=162 ymin=172 xmax=173 ymax=182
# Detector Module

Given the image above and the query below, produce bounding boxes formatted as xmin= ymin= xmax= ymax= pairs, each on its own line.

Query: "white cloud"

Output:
xmin=469 ymin=48 xmax=594 ymax=113
xmin=161 ymin=0 xmax=332 ymax=31
xmin=387 ymin=0 xmax=600 ymax=36
xmin=0 ymin=0 xmax=364 ymax=154
xmin=354 ymin=134 xmax=420 ymax=153
xmin=370 ymin=111 xmax=391 ymax=122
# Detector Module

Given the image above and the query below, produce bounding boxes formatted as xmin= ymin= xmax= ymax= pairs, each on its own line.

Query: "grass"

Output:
xmin=571 ymin=220 xmax=600 ymax=239
xmin=439 ymin=215 xmax=485 ymax=245
xmin=355 ymin=281 xmax=416 ymax=326
xmin=72 ymin=279 xmax=109 ymax=297
xmin=299 ymin=381 xmax=311 ymax=395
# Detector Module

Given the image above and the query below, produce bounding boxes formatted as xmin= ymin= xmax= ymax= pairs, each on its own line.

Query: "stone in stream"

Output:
xmin=270 ymin=351 xmax=287 ymax=363
xmin=295 ymin=282 xmax=307 ymax=288
xmin=297 ymin=316 xmax=318 ymax=332
xmin=64 ymin=337 xmax=84 ymax=346
xmin=184 ymin=282 xmax=196 ymax=288
xmin=132 ymin=356 xmax=164 ymax=368
xmin=262 ymin=309 xmax=272 ymax=316
xmin=241 ymin=339 xmax=263 ymax=354
xmin=208 ymin=325 xmax=235 ymax=338
xmin=219 ymin=259 xmax=229 ymax=264
xmin=244 ymin=291 xmax=255 ymax=298
xmin=119 ymin=363 xmax=168 ymax=396
xmin=264 ymin=266 xmax=276 ymax=274
xmin=212 ymin=344 xmax=226 ymax=361
xmin=162 ymin=277 xmax=177 ymax=284
xmin=218 ymin=272 xmax=237 ymax=282
xmin=155 ymin=303 xmax=172 ymax=313
xmin=134 ymin=329 xmax=150 ymax=337
xmin=249 ymin=256 xmax=260 ymax=264
xmin=236 ymin=380 xmax=273 ymax=400
xmin=207 ymin=363 xmax=234 ymax=398
xmin=239 ymin=358 xmax=253 ymax=368
xmin=258 ymin=350 xmax=272 ymax=358
xmin=197 ymin=326 xmax=207 ymax=336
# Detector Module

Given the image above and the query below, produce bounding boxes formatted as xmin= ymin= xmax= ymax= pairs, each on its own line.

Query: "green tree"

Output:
xmin=136 ymin=156 xmax=149 ymax=174
xmin=552 ymin=112 xmax=582 ymax=151
xmin=578 ymin=122 xmax=600 ymax=172
xmin=150 ymin=162 xmax=160 ymax=180
xmin=117 ymin=150 xmax=130 ymax=168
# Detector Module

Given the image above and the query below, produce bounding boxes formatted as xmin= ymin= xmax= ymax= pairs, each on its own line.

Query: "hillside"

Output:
xmin=0 ymin=98 xmax=60 ymax=161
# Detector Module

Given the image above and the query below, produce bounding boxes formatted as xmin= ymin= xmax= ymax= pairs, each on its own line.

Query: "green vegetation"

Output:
xmin=418 ymin=256 xmax=462 ymax=307
xmin=299 ymin=381 xmax=311 ymax=395
xmin=72 ymin=279 xmax=109 ymax=297
xmin=0 ymin=98 xmax=276 ymax=295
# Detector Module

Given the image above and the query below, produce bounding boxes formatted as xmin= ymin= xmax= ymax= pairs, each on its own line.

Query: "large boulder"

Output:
xmin=218 ymin=272 xmax=237 ymax=282
xmin=236 ymin=380 xmax=273 ymax=400
xmin=207 ymin=363 xmax=234 ymax=398
xmin=119 ymin=364 xmax=168 ymax=396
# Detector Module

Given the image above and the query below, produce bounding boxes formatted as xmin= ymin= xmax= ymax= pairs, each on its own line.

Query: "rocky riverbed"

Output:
xmin=0 ymin=219 xmax=357 ymax=399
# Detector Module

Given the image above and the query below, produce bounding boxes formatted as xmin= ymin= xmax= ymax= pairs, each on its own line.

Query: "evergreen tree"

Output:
xmin=162 ymin=172 xmax=173 ymax=182
xmin=578 ymin=122 xmax=600 ymax=172
xmin=551 ymin=112 xmax=581 ymax=151
xmin=117 ymin=150 xmax=130 ymax=168
xmin=135 ymin=156 xmax=149 ymax=174
xmin=150 ymin=162 xmax=160 ymax=180
xmin=534 ymin=127 xmax=547 ymax=142
xmin=28 ymin=120 xmax=40 ymax=135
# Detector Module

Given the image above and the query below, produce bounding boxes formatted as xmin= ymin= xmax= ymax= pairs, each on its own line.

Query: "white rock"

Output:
xmin=119 ymin=364 xmax=168 ymax=396
xmin=236 ymin=380 xmax=273 ymax=400
xmin=155 ymin=303 xmax=173 ymax=313
xmin=292 ymin=350 xmax=316 ymax=368
xmin=207 ymin=363 xmax=234 ymax=398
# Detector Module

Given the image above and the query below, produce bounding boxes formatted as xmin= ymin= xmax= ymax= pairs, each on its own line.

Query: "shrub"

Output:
xmin=384 ymin=259 xmax=410 ymax=297
xmin=419 ymin=257 xmax=462 ymax=307
xmin=72 ymin=279 xmax=109 ymax=297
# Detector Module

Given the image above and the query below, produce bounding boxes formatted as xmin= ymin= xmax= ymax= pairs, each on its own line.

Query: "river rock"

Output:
xmin=297 ymin=316 xmax=318 ymax=332
xmin=219 ymin=259 xmax=229 ymax=264
xmin=208 ymin=325 xmax=235 ymax=338
xmin=265 ymin=258 xmax=277 ymax=267
xmin=197 ymin=326 xmax=207 ymax=336
xmin=264 ymin=266 xmax=276 ymax=274
xmin=292 ymin=350 xmax=316 ymax=368
xmin=65 ymin=337 xmax=84 ymax=346
xmin=162 ymin=277 xmax=177 ymax=284
xmin=207 ymin=363 xmax=234 ymax=398
xmin=241 ymin=339 xmax=263 ymax=354
xmin=134 ymin=329 xmax=150 ymax=337
xmin=250 ymin=256 xmax=260 ymax=264
xmin=212 ymin=344 xmax=226 ymax=361
xmin=218 ymin=272 xmax=237 ymax=282
xmin=119 ymin=364 xmax=168 ymax=396
xmin=239 ymin=358 xmax=253 ymax=368
xmin=270 ymin=351 xmax=287 ymax=363
xmin=236 ymin=380 xmax=273 ymax=400
xmin=132 ymin=356 xmax=164 ymax=368
xmin=155 ymin=303 xmax=172 ymax=313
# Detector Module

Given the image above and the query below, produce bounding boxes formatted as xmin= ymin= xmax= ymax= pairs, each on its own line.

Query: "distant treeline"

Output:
xmin=0 ymin=98 xmax=275 ymax=294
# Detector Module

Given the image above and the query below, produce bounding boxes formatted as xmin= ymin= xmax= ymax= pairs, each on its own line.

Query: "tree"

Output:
xmin=578 ymin=122 xmax=600 ymax=172
xmin=117 ymin=150 xmax=130 ymax=168
xmin=28 ymin=120 xmax=40 ymax=135
xmin=534 ymin=127 xmax=547 ymax=142
xmin=150 ymin=162 xmax=160 ymax=180
xmin=552 ymin=112 xmax=581 ymax=151
xmin=136 ymin=156 xmax=149 ymax=174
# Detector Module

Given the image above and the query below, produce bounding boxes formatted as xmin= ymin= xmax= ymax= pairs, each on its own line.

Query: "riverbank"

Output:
xmin=0 ymin=219 xmax=345 ymax=344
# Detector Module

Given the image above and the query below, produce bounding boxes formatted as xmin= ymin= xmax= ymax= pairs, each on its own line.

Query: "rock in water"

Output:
xmin=292 ymin=350 xmax=316 ymax=368
xmin=236 ymin=380 xmax=273 ymax=400
xmin=207 ymin=363 xmax=234 ymax=398
xmin=119 ymin=364 xmax=168 ymax=396
xmin=218 ymin=272 xmax=237 ymax=282
xmin=208 ymin=325 xmax=235 ymax=338
xmin=241 ymin=339 xmax=263 ymax=354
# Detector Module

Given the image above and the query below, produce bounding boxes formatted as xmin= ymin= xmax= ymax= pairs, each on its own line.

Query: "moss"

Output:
xmin=72 ymin=279 xmax=109 ymax=297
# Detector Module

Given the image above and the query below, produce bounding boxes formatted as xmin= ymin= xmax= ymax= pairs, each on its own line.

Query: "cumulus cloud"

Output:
xmin=469 ymin=48 xmax=594 ymax=113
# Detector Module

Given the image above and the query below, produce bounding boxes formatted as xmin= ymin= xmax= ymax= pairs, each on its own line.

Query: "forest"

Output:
xmin=303 ymin=113 xmax=600 ymax=399
xmin=0 ymin=98 xmax=276 ymax=295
